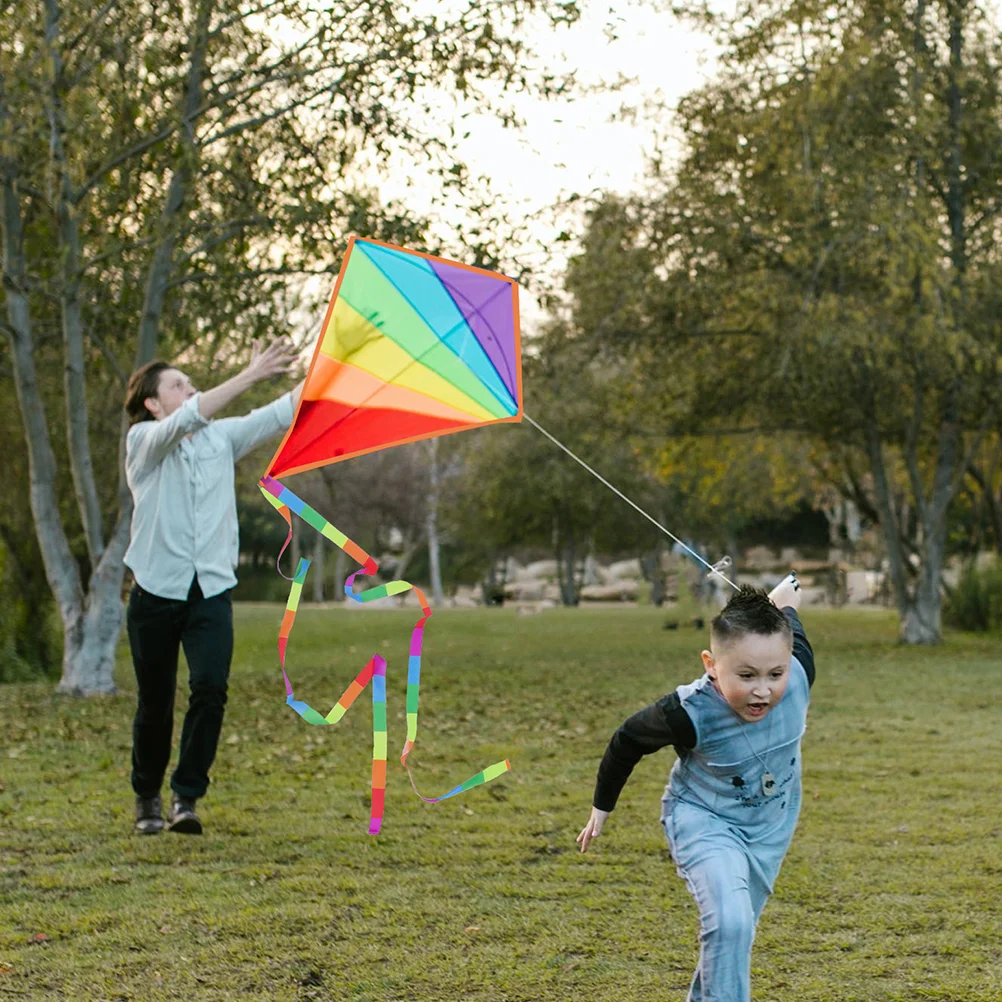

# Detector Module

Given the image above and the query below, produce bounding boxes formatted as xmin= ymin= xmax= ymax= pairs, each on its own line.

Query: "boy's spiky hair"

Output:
xmin=710 ymin=586 xmax=793 ymax=649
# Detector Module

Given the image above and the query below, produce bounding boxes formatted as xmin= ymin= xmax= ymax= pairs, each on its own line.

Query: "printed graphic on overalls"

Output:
xmin=731 ymin=755 xmax=797 ymax=809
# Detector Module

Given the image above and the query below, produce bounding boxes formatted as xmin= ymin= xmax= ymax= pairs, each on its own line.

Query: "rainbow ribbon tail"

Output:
xmin=401 ymin=749 xmax=512 ymax=804
xmin=260 ymin=475 xmax=512 ymax=833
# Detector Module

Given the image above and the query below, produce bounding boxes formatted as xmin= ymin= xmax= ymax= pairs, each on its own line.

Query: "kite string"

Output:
xmin=522 ymin=412 xmax=739 ymax=592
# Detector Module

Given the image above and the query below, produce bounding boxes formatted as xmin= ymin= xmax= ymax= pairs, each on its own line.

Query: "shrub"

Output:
xmin=944 ymin=562 xmax=1002 ymax=632
xmin=0 ymin=584 xmax=61 ymax=684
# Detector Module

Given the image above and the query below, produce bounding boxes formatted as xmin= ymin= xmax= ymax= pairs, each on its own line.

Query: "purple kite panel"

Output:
xmin=428 ymin=262 xmax=519 ymax=402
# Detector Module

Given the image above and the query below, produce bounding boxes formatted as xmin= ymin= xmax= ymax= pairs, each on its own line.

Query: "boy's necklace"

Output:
xmin=737 ymin=710 xmax=778 ymax=798
xmin=709 ymin=675 xmax=779 ymax=797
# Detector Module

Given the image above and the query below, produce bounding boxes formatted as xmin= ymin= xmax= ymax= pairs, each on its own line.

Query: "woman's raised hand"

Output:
xmin=246 ymin=337 xmax=298 ymax=382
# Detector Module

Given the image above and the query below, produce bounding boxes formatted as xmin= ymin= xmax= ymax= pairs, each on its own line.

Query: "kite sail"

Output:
xmin=268 ymin=236 xmax=522 ymax=478
xmin=259 ymin=236 xmax=521 ymax=834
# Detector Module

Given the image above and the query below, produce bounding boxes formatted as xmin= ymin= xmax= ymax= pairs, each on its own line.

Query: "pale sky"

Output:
xmin=370 ymin=2 xmax=728 ymax=330
xmin=334 ymin=0 xmax=1001 ymax=335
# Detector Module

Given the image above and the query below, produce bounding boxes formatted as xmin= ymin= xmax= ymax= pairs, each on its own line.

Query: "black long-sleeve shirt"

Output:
xmin=593 ymin=608 xmax=814 ymax=812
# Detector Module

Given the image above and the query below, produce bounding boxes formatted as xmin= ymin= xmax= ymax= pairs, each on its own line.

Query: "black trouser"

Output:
xmin=127 ymin=576 xmax=233 ymax=800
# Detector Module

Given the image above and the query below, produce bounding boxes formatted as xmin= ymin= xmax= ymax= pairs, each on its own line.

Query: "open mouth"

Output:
xmin=746 ymin=702 xmax=769 ymax=717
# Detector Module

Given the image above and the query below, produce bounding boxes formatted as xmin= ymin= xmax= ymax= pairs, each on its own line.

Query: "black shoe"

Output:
xmin=135 ymin=794 xmax=164 ymax=835
xmin=167 ymin=795 xmax=203 ymax=835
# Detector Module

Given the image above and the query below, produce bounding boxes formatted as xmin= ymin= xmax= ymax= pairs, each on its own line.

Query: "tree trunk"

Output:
xmin=135 ymin=0 xmax=214 ymax=365
xmin=333 ymin=547 xmax=348 ymax=601
xmin=650 ymin=526 xmax=666 ymax=606
xmin=555 ymin=510 xmax=579 ymax=607
xmin=311 ymin=531 xmax=325 ymax=603
xmin=426 ymin=439 xmax=444 ymax=604
xmin=900 ymin=531 xmax=944 ymax=644
xmin=966 ymin=458 xmax=1002 ymax=554
xmin=57 ymin=519 xmax=132 ymax=694
xmin=44 ymin=0 xmax=105 ymax=570
xmin=393 ymin=539 xmax=422 ymax=584
xmin=2 ymin=111 xmax=88 ymax=673
xmin=844 ymin=499 xmax=861 ymax=549
xmin=480 ymin=555 xmax=509 ymax=606
xmin=3 ymin=2 xmax=218 ymax=694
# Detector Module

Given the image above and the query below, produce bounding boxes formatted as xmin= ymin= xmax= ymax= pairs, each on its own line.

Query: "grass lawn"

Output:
xmin=1 ymin=604 xmax=1001 ymax=1001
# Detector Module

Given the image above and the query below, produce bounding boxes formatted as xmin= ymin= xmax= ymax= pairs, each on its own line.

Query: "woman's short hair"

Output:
xmin=124 ymin=360 xmax=171 ymax=423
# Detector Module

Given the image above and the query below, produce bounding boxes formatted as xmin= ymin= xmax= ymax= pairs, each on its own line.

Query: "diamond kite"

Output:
xmin=260 ymin=237 xmax=522 ymax=833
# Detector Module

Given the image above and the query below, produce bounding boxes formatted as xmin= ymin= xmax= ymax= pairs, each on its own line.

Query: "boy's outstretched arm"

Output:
xmin=785 ymin=607 xmax=815 ymax=687
xmin=768 ymin=572 xmax=815 ymax=687
xmin=577 ymin=807 xmax=609 ymax=853
xmin=577 ymin=693 xmax=696 ymax=853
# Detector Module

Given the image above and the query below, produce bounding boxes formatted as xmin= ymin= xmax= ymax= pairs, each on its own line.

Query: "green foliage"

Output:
xmin=0 ymin=378 xmax=67 ymax=682
xmin=944 ymin=561 xmax=1002 ymax=632
xmin=1 ymin=0 xmax=587 ymax=689
xmin=562 ymin=0 xmax=1002 ymax=637
xmin=443 ymin=332 xmax=662 ymax=599
xmin=0 ymin=547 xmax=62 ymax=684
xmin=1 ymin=606 xmax=1001 ymax=999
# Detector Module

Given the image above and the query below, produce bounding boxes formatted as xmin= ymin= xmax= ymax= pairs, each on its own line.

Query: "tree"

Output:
xmin=445 ymin=329 xmax=658 ymax=605
xmin=1 ymin=0 xmax=582 ymax=691
xmin=575 ymin=0 xmax=1002 ymax=641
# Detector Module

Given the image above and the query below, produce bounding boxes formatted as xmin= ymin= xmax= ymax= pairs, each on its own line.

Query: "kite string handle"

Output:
xmin=708 ymin=556 xmax=732 ymax=579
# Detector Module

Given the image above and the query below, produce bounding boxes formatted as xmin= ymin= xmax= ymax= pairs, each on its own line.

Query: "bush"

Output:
xmin=944 ymin=562 xmax=1002 ymax=632
xmin=0 ymin=586 xmax=62 ymax=684
xmin=231 ymin=565 xmax=298 ymax=603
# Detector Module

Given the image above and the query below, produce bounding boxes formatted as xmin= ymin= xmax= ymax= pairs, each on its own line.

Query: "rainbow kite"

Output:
xmin=260 ymin=236 xmax=522 ymax=834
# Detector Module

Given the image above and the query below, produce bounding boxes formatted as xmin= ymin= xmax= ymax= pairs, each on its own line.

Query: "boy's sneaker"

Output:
xmin=134 ymin=794 xmax=164 ymax=835
xmin=167 ymin=795 xmax=203 ymax=835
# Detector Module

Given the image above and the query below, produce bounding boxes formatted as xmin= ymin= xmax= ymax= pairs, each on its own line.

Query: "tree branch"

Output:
xmin=134 ymin=0 xmax=215 ymax=366
xmin=208 ymin=0 xmax=287 ymax=38
xmin=199 ymin=77 xmax=347 ymax=148
xmin=903 ymin=366 xmax=927 ymax=526
xmin=63 ymin=0 xmax=119 ymax=56
xmin=175 ymin=214 xmax=271 ymax=265
xmin=856 ymin=348 xmax=910 ymax=615
xmin=85 ymin=322 xmax=127 ymax=386
xmin=44 ymin=0 xmax=106 ymax=565
xmin=165 ymin=264 xmax=338 ymax=291
xmin=1 ymin=81 xmax=85 ymax=630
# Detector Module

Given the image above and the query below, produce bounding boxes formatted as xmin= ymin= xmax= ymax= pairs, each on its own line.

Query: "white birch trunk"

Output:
xmin=2 ymin=3 xmax=216 ymax=693
xmin=426 ymin=438 xmax=444 ymax=604
xmin=312 ymin=531 xmax=325 ymax=603
xmin=43 ymin=0 xmax=105 ymax=568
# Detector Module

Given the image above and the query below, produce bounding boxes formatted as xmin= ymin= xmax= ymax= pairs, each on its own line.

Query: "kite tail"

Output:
xmin=259 ymin=475 xmax=510 ymax=833
xmin=260 ymin=489 xmax=298 ymax=582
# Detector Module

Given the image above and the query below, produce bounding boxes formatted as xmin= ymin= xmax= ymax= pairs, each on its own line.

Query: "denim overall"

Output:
xmin=661 ymin=658 xmax=810 ymax=1002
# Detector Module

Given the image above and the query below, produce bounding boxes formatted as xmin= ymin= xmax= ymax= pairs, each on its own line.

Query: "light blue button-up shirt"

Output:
xmin=124 ymin=391 xmax=295 ymax=599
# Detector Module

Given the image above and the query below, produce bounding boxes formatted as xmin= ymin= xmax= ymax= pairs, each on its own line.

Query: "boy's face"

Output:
xmin=701 ymin=630 xmax=792 ymax=723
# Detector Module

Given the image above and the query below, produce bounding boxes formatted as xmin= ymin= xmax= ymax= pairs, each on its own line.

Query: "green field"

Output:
xmin=1 ymin=606 xmax=1000 ymax=1001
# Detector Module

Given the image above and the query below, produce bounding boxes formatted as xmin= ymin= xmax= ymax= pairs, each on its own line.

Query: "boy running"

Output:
xmin=578 ymin=575 xmax=814 ymax=1002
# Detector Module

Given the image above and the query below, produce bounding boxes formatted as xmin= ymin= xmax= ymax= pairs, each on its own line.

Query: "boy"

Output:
xmin=577 ymin=576 xmax=814 ymax=1002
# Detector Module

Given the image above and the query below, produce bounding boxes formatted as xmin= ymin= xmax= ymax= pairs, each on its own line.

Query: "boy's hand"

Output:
xmin=576 ymin=807 xmax=610 ymax=853
xmin=768 ymin=571 xmax=802 ymax=611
